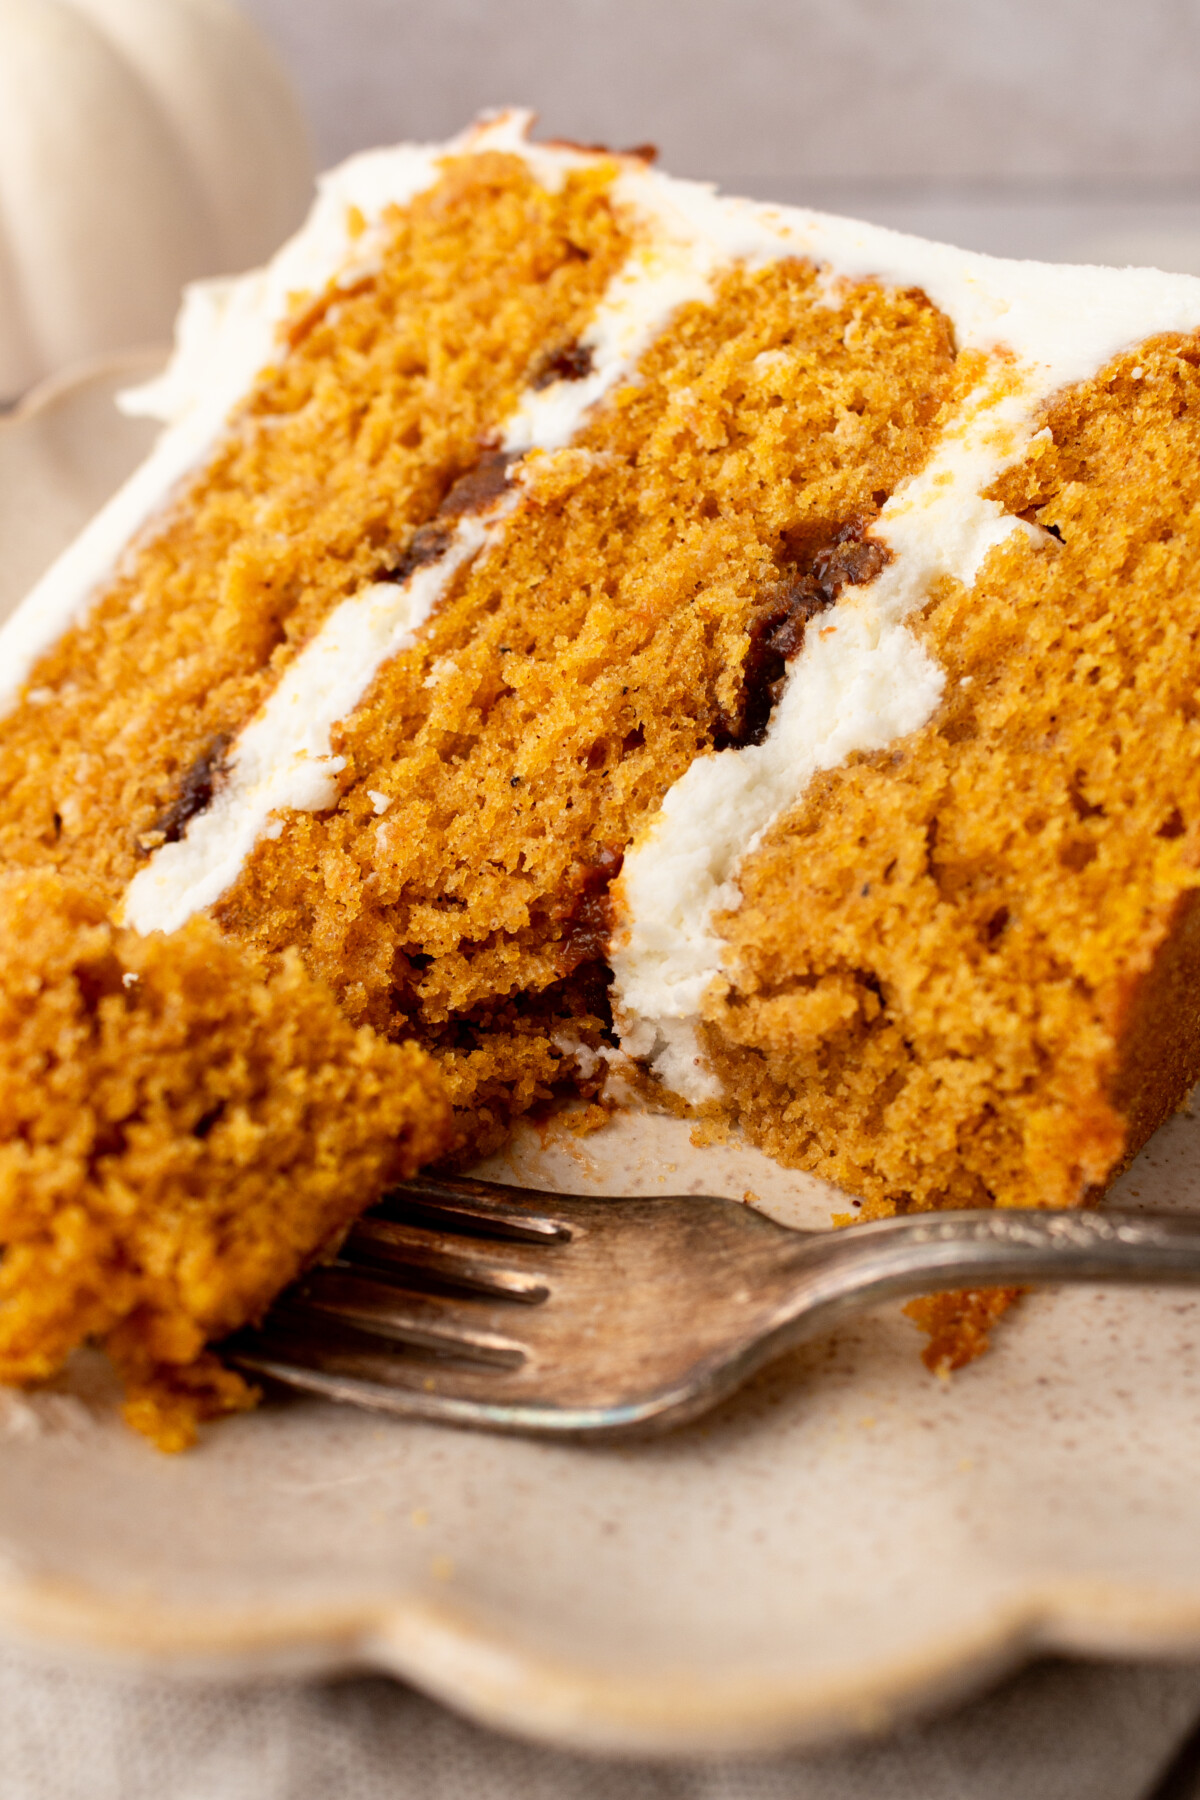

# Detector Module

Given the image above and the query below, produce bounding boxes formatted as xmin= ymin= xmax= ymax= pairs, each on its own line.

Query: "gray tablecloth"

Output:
xmin=4 ymin=1649 xmax=1200 ymax=1800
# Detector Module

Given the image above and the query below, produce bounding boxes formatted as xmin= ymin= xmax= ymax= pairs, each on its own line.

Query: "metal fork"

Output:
xmin=225 ymin=1174 xmax=1200 ymax=1436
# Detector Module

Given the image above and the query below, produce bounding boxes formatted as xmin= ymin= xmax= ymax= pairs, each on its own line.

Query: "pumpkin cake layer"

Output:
xmin=6 ymin=112 xmax=1200 ymax=1400
xmin=705 ymin=335 xmax=1200 ymax=1222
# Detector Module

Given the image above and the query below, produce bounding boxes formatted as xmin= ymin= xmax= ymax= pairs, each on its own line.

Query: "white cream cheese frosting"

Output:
xmin=6 ymin=112 xmax=1200 ymax=1102
xmin=121 ymin=514 xmax=509 ymax=934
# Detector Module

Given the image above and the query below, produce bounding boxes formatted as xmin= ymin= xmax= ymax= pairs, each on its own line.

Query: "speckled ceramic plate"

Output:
xmin=3 ymin=361 xmax=1200 ymax=1756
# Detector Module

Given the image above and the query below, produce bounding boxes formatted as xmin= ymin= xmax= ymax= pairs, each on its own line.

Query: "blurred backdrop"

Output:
xmin=241 ymin=0 xmax=1200 ymax=269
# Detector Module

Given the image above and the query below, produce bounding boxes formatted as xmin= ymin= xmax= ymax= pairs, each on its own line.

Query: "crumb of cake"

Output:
xmin=0 ymin=871 xmax=450 ymax=1448
xmin=561 ymin=1100 xmax=614 ymax=1137
xmin=118 ymin=1352 xmax=258 ymax=1455
xmin=905 ymin=1287 xmax=1026 ymax=1374
xmin=690 ymin=1114 xmax=732 ymax=1148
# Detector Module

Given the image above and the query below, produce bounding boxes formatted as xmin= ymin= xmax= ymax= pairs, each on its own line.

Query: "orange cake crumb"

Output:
xmin=904 ymin=1289 xmax=1026 ymax=1375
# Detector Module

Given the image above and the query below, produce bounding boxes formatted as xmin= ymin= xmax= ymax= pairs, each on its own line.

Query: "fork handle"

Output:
xmin=774 ymin=1206 xmax=1200 ymax=1335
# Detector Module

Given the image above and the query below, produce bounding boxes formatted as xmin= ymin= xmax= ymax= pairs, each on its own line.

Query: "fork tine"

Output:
xmin=275 ymin=1269 xmax=528 ymax=1367
xmin=229 ymin=1329 xmax=537 ymax=1424
xmin=374 ymin=1175 xmax=572 ymax=1243
xmin=341 ymin=1216 xmax=550 ymax=1303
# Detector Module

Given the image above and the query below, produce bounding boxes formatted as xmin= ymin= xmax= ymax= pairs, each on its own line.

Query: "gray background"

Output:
xmin=241 ymin=0 xmax=1200 ymax=267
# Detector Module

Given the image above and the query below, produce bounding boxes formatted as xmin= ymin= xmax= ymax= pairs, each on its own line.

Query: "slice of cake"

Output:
xmin=5 ymin=109 xmax=1200 ymax=1413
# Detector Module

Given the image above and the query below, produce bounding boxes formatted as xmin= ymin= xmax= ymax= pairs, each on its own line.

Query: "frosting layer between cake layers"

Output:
xmin=6 ymin=112 xmax=1200 ymax=1111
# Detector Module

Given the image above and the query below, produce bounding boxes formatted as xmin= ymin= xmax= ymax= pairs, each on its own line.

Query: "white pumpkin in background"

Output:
xmin=0 ymin=0 xmax=313 ymax=399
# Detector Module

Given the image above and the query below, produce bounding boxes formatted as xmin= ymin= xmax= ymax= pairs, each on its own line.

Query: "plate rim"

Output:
xmin=0 ymin=347 xmax=169 ymax=433
xmin=2 ymin=1552 xmax=1200 ymax=1754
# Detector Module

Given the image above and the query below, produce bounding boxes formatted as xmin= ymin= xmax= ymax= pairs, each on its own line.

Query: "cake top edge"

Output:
xmin=331 ymin=106 xmax=1200 ymax=292
xmin=123 ymin=104 xmax=1200 ymax=438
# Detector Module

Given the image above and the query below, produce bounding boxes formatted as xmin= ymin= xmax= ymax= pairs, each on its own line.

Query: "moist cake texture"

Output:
xmin=0 ymin=871 xmax=449 ymax=1447
xmin=5 ymin=109 xmax=1200 ymax=1411
xmin=707 ymin=339 xmax=1200 ymax=1219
